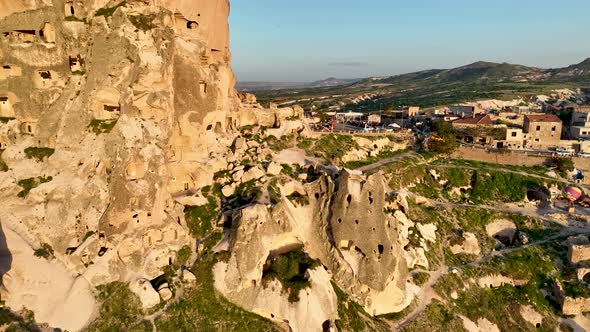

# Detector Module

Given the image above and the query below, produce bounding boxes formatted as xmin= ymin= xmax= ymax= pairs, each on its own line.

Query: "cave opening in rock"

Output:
xmin=98 ymin=247 xmax=108 ymax=257
xmin=378 ymin=244 xmax=384 ymax=254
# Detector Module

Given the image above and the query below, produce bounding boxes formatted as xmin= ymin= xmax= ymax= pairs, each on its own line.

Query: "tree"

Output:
xmin=428 ymin=121 xmax=458 ymax=154
xmin=546 ymin=157 xmax=574 ymax=177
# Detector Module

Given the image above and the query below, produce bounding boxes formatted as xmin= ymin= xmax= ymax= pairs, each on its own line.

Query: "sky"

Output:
xmin=229 ymin=0 xmax=590 ymax=82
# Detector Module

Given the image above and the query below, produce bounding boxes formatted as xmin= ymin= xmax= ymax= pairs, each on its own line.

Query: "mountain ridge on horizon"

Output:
xmin=237 ymin=58 xmax=590 ymax=91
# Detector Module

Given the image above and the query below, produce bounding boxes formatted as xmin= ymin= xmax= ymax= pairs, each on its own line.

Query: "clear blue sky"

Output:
xmin=229 ymin=0 xmax=590 ymax=82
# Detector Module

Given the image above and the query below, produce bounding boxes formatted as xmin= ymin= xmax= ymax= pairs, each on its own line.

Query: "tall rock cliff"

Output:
xmin=0 ymin=1 xmax=411 ymax=331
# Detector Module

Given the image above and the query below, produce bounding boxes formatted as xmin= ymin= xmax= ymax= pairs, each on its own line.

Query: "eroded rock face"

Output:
xmin=214 ymin=170 xmax=409 ymax=330
xmin=330 ymin=171 xmax=405 ymax=291
xmin=1 ymin=2 xmax=409 ymax=331
xmin=0 ymin=0 xmax=242 ymax=329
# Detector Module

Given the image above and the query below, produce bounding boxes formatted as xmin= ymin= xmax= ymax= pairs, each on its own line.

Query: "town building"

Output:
xmin=449 ymin=105 xmax=481 ymax=118
xmin=570 ymin=106 xmax=590 ymax=139
xmin=367 ymin=113 xmax=381 ymax=124
xmin=452 ymin=114 xmax=504 ymax=146
xmin=503 ymin=128 xmax=525 ymax=149
xmin=523 ymin=114 xmax=562 ymax=149
xmin=451 ymin=114 xmax=493 ymax=129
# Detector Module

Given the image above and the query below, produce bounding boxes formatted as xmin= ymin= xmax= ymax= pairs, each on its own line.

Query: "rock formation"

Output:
xmin=0 ymin=1 xmax=412 ymax=331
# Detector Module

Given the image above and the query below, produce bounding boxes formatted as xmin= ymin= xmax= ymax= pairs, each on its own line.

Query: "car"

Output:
xmin=578 ymin=152 xmax=590 ymax=158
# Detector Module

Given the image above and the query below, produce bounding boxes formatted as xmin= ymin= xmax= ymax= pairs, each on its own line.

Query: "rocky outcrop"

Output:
xmin=0 ymin=1 xmax=410 ymax=331
xmin=214 ymin=169 xmax=410 ymax=330
xmin=0 ymin=0 xmax=281 ymax=329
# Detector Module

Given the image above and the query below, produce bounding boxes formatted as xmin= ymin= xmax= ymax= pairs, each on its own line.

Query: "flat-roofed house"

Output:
xmin=570 ymin=106 xmax=590 ymax=139
xmin=523 ymin=114 xmax=562 ymax=149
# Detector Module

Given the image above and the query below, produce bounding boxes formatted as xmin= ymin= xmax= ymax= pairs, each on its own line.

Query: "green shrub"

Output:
xmin=176 ymin=245 xmax=192 ymax=267
xmin=413 ymin=272 xmax=430 ymax=286
xmin=95 ymin=1 xmax=126 ymax=17
xmin=184 ymin=195 xmax=218 ymax=239
xmin=545 ymin=157 xmax=574 ymax=177
xmin=154 ymin=254 xmax=277 ymax=331
xmin=86 ymin=282 xmax=143 ymax=331
xmin=262 ymin=247 xmax=319 ymax=302
xmin=201 ymin=232 xmax=223 ymax=255
xmin=128 ymin=14 xmax=155 ymax=31
xmin=344 ymin=148 xmax=409 ymax=169
xmin=24 ymin=147 xmax=54 ymax=161
xmin=33 ymin=243 xmax=54 ymax=259
xmin=286 ymin=192 xmax=309 ymax=206
xmin=0 ymin=149 xmax=7 ymax=172
xmin=17 ymin=176 xmax=52 ymax=198
xmin=332 ymin=282 xmax=388 ymax=332
xmin=82 ymin=231 xmax=95 ymax=242
xmin=298 ymin=134 xmax=360 ymax=163
xmin=0 ymin=308 xmax=36 ymax=331
xmin=89 ymin=119 xmax=117 ymax=134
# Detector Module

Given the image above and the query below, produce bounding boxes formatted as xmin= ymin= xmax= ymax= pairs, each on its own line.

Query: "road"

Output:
xmin=356 ymin=151 xmax=423 ymax=173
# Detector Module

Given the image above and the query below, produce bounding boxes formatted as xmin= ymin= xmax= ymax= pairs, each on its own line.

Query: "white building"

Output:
xmin=570 ymin=106 xmax=590 ymax=139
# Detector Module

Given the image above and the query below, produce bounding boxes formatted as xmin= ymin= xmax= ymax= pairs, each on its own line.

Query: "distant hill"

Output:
xmin=236 ymin=77 xmax=361 ymax=92
xmin=253 ymin=58 xmax=590 ymax=110
xmin=372 ymin=58 xmax=590 ymax=87
xmin=304 ymin=77 xmax=362 ymax=88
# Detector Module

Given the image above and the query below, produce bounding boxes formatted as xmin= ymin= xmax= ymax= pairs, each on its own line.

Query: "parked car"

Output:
xmin=578 ymin=152 xmax=590 ymax=158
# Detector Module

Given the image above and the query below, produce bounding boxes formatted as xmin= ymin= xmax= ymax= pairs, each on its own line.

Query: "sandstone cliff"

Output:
xmin=0 ymin=1 xmax=412 ymax=331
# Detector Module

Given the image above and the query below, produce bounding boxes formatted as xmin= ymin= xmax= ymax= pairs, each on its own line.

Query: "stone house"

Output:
xmin=452 ymin=114 xmax=505 ymax=146
xmin=523 ymin=114 xmax=562 ymax=150
xmin=449 ymin=105 xmax=481 ymax=118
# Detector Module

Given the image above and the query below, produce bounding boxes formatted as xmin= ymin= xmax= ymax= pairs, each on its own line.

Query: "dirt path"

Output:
xmin=392 ymin=193 xmax=590 ymax=329
xmin=433 ymin=163 xmax=570 ymax=184
xmin=357 ymin=151 xmax=422 ymax=173
xmin=394 ymin=265 xmax=448 ymax=330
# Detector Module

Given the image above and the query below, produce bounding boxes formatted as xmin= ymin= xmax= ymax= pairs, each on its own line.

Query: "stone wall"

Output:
xmin=451 ymin=146 xmax=590 ymax=173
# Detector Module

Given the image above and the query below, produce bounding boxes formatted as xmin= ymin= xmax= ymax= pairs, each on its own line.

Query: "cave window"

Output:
xmin=168 ymin=257 xmax=173 ymax=265
xmin=98 ymin=247 xmax=108 ymax=256
xmin=206 ymin=124 xmax=213 ymax=131
xmin=199 ymin=80 xmax=207 ymax=94
xmin=186 ymin=21 xmax=198 ymax=29
xmin=39 ymin=71 xmax=52 ymax=80
xmin=378 ymin=244 xmax=384 ymax=254
xmin=69 ymin=5 xmax=75 ymax=15
xmin=184 ymin=182 xmax=189 ymax=191
xmin=214 ymin=122 xmax=222 ymax=134
xmin=355 ymin=220 xmax=359 ymax=225
xmin=346 ymin=194 xmax=352 ymax=207
xmin=535 ymin=323 xmax=541 ymax=329
xmin=314 ymin=193 xmax=320 ymax=199
xmin=337 ymin=218 xmax=342 ymax=224
xmin=27 ymin=125 xmax=32 ymax=133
